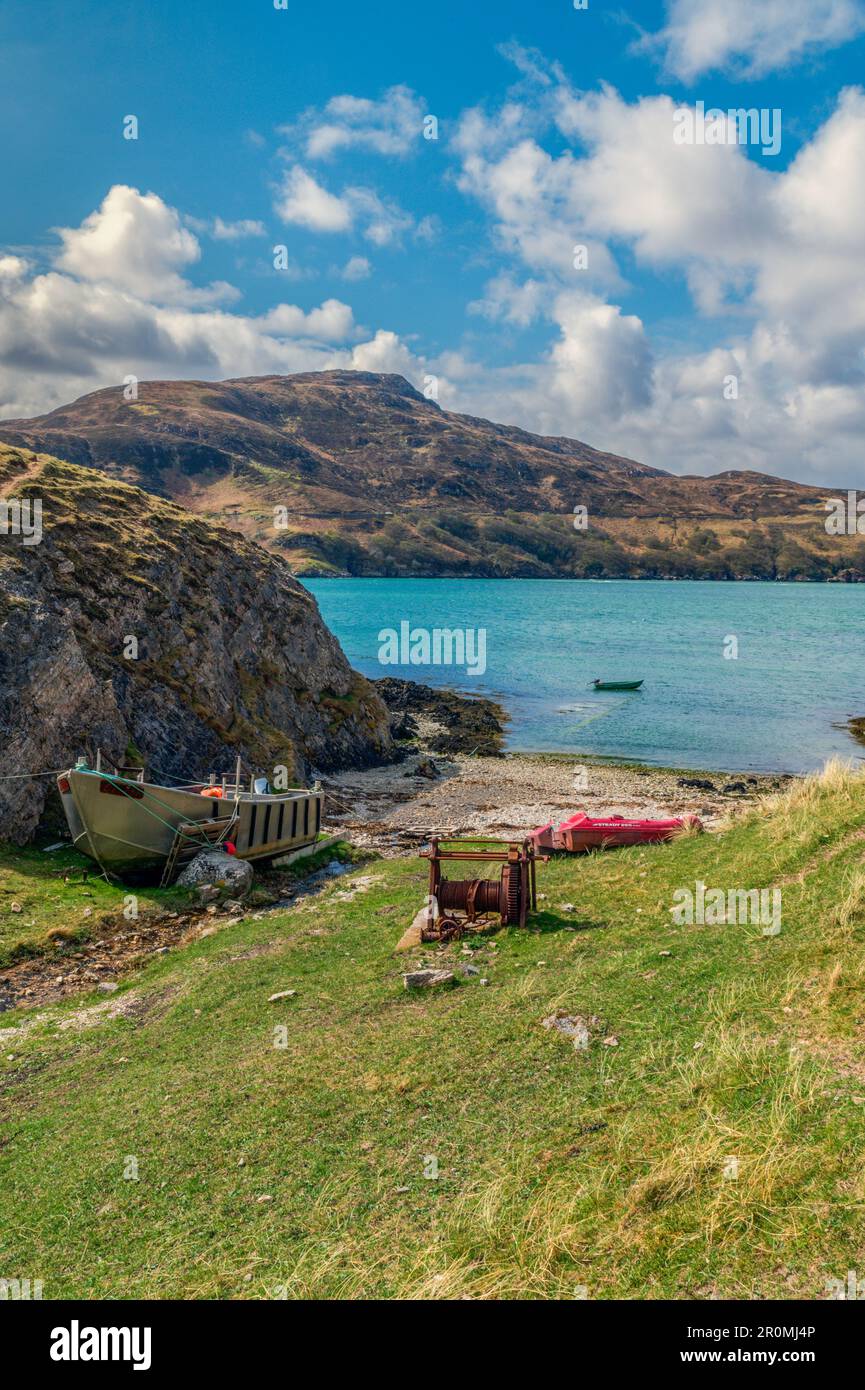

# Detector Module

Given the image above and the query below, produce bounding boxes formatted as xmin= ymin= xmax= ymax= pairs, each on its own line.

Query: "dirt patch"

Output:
xmin=0 ymin=854 xmax=376 ymax=1011
xmin=0 ymin=906 xmax=227 ymax=1011
xmin=0 ymin=985 xmax=177 ymax=1051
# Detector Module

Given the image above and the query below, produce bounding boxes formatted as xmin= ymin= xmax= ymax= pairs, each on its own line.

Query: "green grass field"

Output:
xmin=2 ymin=763 xmax=865 ymax=1300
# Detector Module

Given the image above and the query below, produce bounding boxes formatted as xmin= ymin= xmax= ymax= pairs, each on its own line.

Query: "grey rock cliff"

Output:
xmin=0 ymin=447 xmax=392 ymax=842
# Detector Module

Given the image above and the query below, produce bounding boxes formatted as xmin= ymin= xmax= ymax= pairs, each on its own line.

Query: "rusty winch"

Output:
xmin=419 ymin=837 xmax=542 ymax=942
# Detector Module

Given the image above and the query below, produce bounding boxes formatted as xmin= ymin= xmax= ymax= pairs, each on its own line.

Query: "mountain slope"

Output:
xmin=0 ymin=445 xmax=392 ymax=842
xmin=1 ymin=371 xmax=860 ymax=580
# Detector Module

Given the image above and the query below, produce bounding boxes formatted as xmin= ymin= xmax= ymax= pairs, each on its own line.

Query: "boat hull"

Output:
xmin=58 ymin=770 xmax=323 ymax=879
xmin=592 ymin=681 xmax=643 ymax=691
xmin=530 ymin=810 xmax=701 ymax=854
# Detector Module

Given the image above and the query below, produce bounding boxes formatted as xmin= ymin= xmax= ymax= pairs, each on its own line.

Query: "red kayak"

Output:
xmin=530 ymin=808 xmax=702 ymax=853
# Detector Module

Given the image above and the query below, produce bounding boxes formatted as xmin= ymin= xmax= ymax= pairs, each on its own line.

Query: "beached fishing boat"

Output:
xmin=591 ymin=679 xmax=644 ymax=691
xmin=530 ymin=809 xmax=701 ymax=853
xmin=57 ymin=757 xmax=323 ymax=882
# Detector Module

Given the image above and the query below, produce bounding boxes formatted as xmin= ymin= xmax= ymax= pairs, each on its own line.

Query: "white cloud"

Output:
xmin=282 ymin=85 xmax=426 ymax=160
xmin=0 ymin=256 xmax=28 ymax=280
xmin=274 ymin=166 xmax=353 ymax=232
xmin=55 ymin=185 xmax=235 ymax=305
xmin=211 ymin=217 xmax=267 ymax=240
xmin=274 ymin=164 xmax=420 ymax=246
xmin=350 ymin=329 xmax=417 ymax=376
xmin=340 ymin=255 xmax=371 ymax=281
xmin=652 ymin=0 xmax=865 ymax=81
xmin=259 ymin=298 xmax=358 ymax=342
xmin=0 ymin=186 xmax=421 ymax=418
xmin=469 ymin=273 xmax=548 ymax=327
xmin=448 ymin=75 xmax=865 ymax=484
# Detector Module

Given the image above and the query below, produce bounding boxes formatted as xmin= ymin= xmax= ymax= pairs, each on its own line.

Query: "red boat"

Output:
xmin=529 ymin=808 xmax=702 ymax=854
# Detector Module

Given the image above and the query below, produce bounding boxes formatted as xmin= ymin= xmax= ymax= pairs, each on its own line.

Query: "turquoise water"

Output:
xmin=304 ymin=579 xmax=865 ymax=774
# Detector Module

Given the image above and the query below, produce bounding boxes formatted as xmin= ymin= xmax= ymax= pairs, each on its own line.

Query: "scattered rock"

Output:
xmin=403 ymin=969 xmax=455 ymax=991
xmin=542 ymin=1012 xmax=591 ymax=1052
xmin=96 ymin=981 xmax=119 ymax=993
xmin=558 ymin=902 xmax=576 ymax=912
xmin=178 ymin=851 xmax=254 ymax=897
xmin=404 ymin=757 xmax=441 ymax=780
xmin=268 ymin=990 xmax=297 ymax=1003
xmin=461 ymin=964 xmax=480 ymax=977
xmin=395 ymin=904 xmax=434 ymax=953
xmin=678 ymin=777 xmax=715 ymax=791
xmin=721 ymin=781 xmax=749 ymax=795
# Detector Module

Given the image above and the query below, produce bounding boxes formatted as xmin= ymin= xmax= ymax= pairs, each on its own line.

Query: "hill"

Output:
xmin=1 ymin=762 xmax=864 ymax=1297
xmin=1 ymin=371 xmax=861 ymax=581
xmin=0 ymin=445 xmax=392 ymax=842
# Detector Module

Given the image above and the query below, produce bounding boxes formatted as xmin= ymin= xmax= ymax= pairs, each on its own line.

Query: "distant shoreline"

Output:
xmin=302 ymin=573 xmax=865 ymax=584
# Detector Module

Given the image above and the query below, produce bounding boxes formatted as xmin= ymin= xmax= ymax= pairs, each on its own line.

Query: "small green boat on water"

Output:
xmin=591 ymin=679 xmax=644 ymax=691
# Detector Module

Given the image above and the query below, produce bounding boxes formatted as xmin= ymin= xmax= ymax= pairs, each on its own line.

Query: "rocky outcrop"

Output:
xmin=0 ymin=447 xmax=392 ymax=843
xmin=373 ymin=677 xmax=506 ymax=756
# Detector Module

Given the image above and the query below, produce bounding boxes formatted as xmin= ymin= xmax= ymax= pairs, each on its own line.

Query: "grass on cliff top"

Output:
xmin=2 ymin=762 xmax=865 ymax=1299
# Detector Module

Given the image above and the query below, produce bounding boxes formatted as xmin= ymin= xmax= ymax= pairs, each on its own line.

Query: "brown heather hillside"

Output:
xmin=0 ymin=445 xmax=392 ymax=842
xmin=1 ymin=370 xmax=862 ymax=580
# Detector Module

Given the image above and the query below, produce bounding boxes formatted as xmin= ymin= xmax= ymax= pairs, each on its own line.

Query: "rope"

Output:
xmin=0 ymin=767 xmax=68 ymax=780
xmin=86 ymin=771 xmax=235 ymax=849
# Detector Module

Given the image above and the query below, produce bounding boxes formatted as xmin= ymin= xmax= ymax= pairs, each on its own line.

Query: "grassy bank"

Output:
xmin=2 ymin=764 xmax=865 ymax=1299
xmin=0 ymin=844 xmax=189 ymax=968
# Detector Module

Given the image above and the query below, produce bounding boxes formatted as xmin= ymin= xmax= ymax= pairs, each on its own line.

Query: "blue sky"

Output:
xmin=2 ymin=0 xmax=865 ymax=484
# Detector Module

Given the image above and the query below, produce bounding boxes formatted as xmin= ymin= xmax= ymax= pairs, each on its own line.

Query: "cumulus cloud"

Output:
xmin=281 ymin=85 xmax=426 ymax=160
xmin=651 ymin=0 xmax=865 ymax=81
xmin=55 ymin=185 xmax=236 ymax=305
xmin=258 ymin=298 xmax=358 ymax=342
xmin=274 ymin=164 xmax=421 ymax=246
xmin=0 ymin=186 xmax=420 ymax=418
xmin=447 ymin=72 xmax=865 ymax=484
xmin=5 ymin=62 xmax=865 ymax=490
xmin=274 ymin=166 xmax=353 ymax=232
xmin=350 ymin=329 xmax=417 ymax=376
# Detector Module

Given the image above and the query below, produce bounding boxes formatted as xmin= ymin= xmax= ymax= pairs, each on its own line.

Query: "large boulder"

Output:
xmin=176 ymin=850 xmax=254 ymax=897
